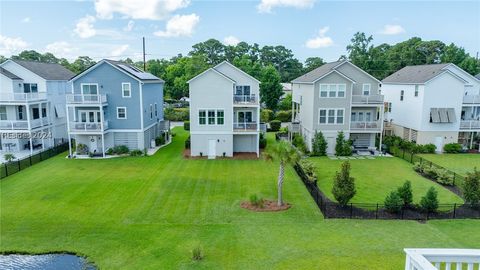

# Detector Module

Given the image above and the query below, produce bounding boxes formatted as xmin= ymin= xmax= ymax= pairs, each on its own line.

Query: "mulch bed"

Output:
xmin=414 ymin=170 xmax=463 ymax=197
xmin=241 ymin=200 xmax=291 ymax=212
xmin=183 ymin=149 xmax=261 ymax=160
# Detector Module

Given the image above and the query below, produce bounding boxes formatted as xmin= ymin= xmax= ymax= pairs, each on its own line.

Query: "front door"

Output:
xmin=89 ymin=136 xmax=98 ymax=153
xmin=327 ymin=137 xmax=335 ymax=154
xmin=434 ymin=136 xmax=443 ymax=153
xmin=208 ymin=139 xmax=216 ymax=159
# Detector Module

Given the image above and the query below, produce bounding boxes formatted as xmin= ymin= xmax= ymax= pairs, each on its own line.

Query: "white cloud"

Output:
xmin=74 ymin=15 xmax=97 ymax=38
xmin=305 ymin=27 xmax=333 ymax=49
xmin=22 ymin=17 xmax=31 ymax=23
xmin=223 ymin=36 xmax=240 ymax=46
xmin=257 ymin=0 xmax=314 ymax=13
xmin=95 ymin=0 xmax=190 ymax=20
xmin=0 ymin=35 xmax=28 ymax=55
xmin=379 ymin=24 xmax=406 ymax=35
xmin=45 ymin=41 xmax=75 ymax=59
xmin=124 ymin=20 xmax=135 ymax=31
xmin=154 ymin=14 xmax=200 ymax=38
xmin=111 ymin=44 xmax=129 ymax=56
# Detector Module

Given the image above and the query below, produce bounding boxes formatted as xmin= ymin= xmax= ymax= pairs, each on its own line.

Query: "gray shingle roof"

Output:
xmin=475 ymin=73 xmax=480 ymax=80
xmin=382 ymin=64 xmax=451 ymax=84
xmin=291 ymin=61 xmax=343 ymax=83
xmin=0 ymin=67 xmax=22 ymax=80
xmin=104 ymin=59 xmax=164 ymax=82
xmin=12 ymin=59 xmax=75 ymax=80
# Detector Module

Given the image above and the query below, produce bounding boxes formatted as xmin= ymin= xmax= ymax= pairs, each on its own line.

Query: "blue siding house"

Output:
xmin=67 ymin=59 xmax=167 ymax=157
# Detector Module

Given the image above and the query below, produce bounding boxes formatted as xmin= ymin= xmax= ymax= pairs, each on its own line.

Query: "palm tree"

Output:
xmin=4 ymin=153 xmax=16 ymax=163
xmin=264 ymin=140 xmax=300 ymax=206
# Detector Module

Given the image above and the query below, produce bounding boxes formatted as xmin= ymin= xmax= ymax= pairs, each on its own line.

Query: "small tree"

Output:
xmin=335 ymin=131 xmax=346 ymax=156
xmin=259 ymin=65 xmax=283 ymax=110
xmin=3 ymin=153 xmax=16 ymax=163
xmin=420 ymin=187 xmax=439 ymax=213
xmin=384 ymin=191 xmax=403 ymax=213
xmin=332 ymin=161 xmax=356 ymax=206
xmin=463 ymin=168 xmax=480 ymax=206
xmin=264 ymin=140 xmax=300 ymax=206
xmin=311 ymin=131 xmax=327 ymax=156
xmin=397 ymin=180 xmax=413 ymax=207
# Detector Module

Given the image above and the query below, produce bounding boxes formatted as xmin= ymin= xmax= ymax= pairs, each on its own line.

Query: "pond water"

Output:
xmin=0 ymin=254 xmax=96 ymax=270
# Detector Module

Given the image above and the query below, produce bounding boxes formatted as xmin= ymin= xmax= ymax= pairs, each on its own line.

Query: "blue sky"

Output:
xmin=1 ymin=0 xmax=479 ymax=63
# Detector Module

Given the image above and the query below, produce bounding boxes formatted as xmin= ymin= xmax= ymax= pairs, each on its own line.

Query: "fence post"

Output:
xmin=17 ymin=160 xmax=20 ymax=171
xmin=402 ymin=149 xmax=405 ymax=159
xmin=453 ymin=173 xmax=456 ymax=186
xmin=453 ymin=203 xmax=456 ymax=219
xmin=29 ymin=156 xmax=32 ymax=166
xmin=401 ymin=207 xmax=404 ymax=220
xmin=350 ymin=203 xmax=353 ymax=218
xmin=375 ymin=203 xmax=379 ymax=219
xmin=5 ymin=164 xmax=8 ymax=177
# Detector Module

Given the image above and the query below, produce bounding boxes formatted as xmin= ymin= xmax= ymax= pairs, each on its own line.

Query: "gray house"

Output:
xmin=291 ymin=60 xmax=384 ymax=154
xmin=67 ymin=59 xmax=167 ymax=157
xmin=188 ymin=61 xmax=260 ymax=158
xmin=0 ymin=59 xmax=73 ymax=159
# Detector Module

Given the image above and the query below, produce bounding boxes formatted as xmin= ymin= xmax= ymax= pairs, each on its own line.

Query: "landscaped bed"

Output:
xmin=1 ymin=129 xmax=479 ymax=269
xmin=308 ymin=156 xmax=463 ymax=205
xmin=418 ymin=153 xmax=480 ymax=176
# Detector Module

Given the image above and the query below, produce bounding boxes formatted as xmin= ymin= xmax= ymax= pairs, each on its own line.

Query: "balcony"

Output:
xmin=404 ymin=248 xmax=480 ymax=270
xmin=460 ymin=120 xmax=480 ymax=130
xmin=233 ymin=122 xmax=258 ymax=132
xmin=69 ymin=121 xmax=109 ymax=133
xmin=66 ymin=94 xmax=107 ymax=105
xmin=463 ymin=95 xmax=480 ymax=104
xmin=351 ymin=94 xmax=384 ymax=105
xmin=350 ymin=121 xmax=381 ymax=131
xmin=0 ymin=92 xmax=47 ymax=103
xmin=0 ymin=117 xmax=50 ymax=130
xmin=233 ymin=95 xmax=257 ymax=105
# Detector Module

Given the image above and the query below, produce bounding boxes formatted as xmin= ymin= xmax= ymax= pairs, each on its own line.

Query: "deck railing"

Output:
xmin=350 ymin=121 xmax=381 ymax=131
xmin=66 ymin=94 xmax=107 ymax=104
xmin=0 ymin=118 xmax=50 ymax=130
xmin=404 ymin=249 xmax=480 ymax=270
xmin=351 ymin=94 xmax=384 ymax=104
xmin=233 ymin=122 xmax=257 ymax=131
xmin=0 ymin=92 xmax=47 ymax=102
xmin=233 ymin=95 xmax=257 ymax=104
xmin=69 ymin=121 xmax=109 ymax=132
xmin=463 ymin=95 xmax=480 ymax=104
xmin=460 ymin=120 xmax=480 ymax=129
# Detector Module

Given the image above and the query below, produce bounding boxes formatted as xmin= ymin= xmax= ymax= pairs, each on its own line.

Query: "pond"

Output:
xmin=0 ymin=253 xmax=96 ymax=270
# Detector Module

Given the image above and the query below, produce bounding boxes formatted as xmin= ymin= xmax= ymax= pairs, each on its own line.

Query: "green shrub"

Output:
xmin=261 ymin=109 xmax=274 ymax=123
xmin=106 ymin=148 xmax=114 ymax=155
xmin=185 ymin=136 xmax=191 ymax=149
xmin=112 ymin=145 xmax=129 ymax=154
xmin=420 ymin=187 xmax=439 ymax=213
xmin=269 ymin=120 xmax=281 ymax=132
xmin=436 ymin=169 xmax=454 ymax=186
xmin=397 ymin=181 xmax=413 ymax=206
xmin=463 ymin=168 xmax=480 ymax=205
xmin=249 ymin=194 xmax=264 ymax=208
xmin=292 ymin=134 xmax=308 ymax=153
xmin=423 ymin=144 xmax=436 ymax=153
xmin=311 ymin=131 xmax=327 ymax=156
xmin=259 ymin=133 xmax=267 ymax=149
xmin=76 ymin=143 xmax=89 ymax=155
xmin=184 ymin=121 xmax=190 ymax=131
xmin=423 ymin=166 xmax=439 ymax=179
xmin=191 ymin=246 xmax=203 ymax=261
xmin=332 ymin=161 xmax=356 ymax=206
xmin=155 ymin=136 xmax=166 ymax=146
xmin=335 ymin=131 xmax=352 ymax=156
xmin=413 ymin=162 xmax=425 ymax=173
xmin=443 ymin=143 xmax=462 ymax=153
xmin=129 ymin=149 xmax=143 ymax=156
xmin=299 ymin=159 xmax=317 ymax=183
xmin=3 ymin=153 xmax=16 ymax=163
xmin=384 ymin=191 xmax=403 ymax=213
xmin=274 ymin=110 xmax=292 ymax=122
xmin=164 ymin=107 xmax=189 ymax=121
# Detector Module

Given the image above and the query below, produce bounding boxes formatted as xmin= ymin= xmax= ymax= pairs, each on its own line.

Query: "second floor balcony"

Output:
xmin=69 ymin=120 xmax=109 ymax=133
xmin=233 ymin=94 xmax=257 ymax=105
xmin=233 ymin=122 xmax=258 ymax=132
xmin=460 ymin=120 xmax=480 ymax=130
xmin=350 ymin=120 xmax=381 ymax=131
xmin=351 ymin=94 xmax=384 ymax=105
xmin=66 ymin=94 xmax=107 ymax=105
xmin=0 ymin=92 xmax=47 ymax=103
xmin=0 ymin=117 xmax=50 ymax=130
xmin=463 ymin=95 xmax=480 ymax=104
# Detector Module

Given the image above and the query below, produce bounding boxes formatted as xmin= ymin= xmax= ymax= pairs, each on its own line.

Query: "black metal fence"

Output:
xmin=0 ymin=143 xmax=69 ymax=179
xmin=294 ymin=162 xmax=480 ymax=220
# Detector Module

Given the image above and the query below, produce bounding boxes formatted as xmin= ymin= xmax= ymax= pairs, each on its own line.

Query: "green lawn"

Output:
xmin=0 ymin=129 xmax=478 ymax=269
xmin=418 ymin=153 xmax=480 ymax=176
xmin=308 ymin=156 xmax=463 ymax=205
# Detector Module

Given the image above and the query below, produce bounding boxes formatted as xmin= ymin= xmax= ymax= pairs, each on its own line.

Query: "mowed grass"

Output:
xmin=0 ymin=128 xmax=478 ymax=269
xmin=418 ymin=153 xmax=480 ymax=176
xmin=308 ymin=157 xmax=463 ymax=205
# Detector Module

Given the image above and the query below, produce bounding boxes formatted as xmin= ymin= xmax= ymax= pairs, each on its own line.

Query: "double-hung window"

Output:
xmin=320 ymin=109 xmax=344 ymax=124
xmin=319 ymin=109 xmax=327 ymax=123
xmin=18 ymin=106 xmax=24 ymax=120
xmin=337 ymin=84 xmax=346 ymax=97
xmin=0 ymin=106 xmax=6 ymax=120
xmin=320 ymin=84 xmax=346 ymax=98
xmin=400 ymin=90 xmax=404 ymax=101
xmin=199 ymin=110 xmax=206 ymax=125
xmin=217 ymin=110 xmax=224 ymax=125
xmin=122 ymin=83 xmax=131 ymax=98
xmin=327 ymin=109 xmax=335 ymax=123
xmin=328 ymin=85 xmax=337 ymax=98
xmin=320 ymin=85 xmax=328 ymax=97
xmin=208 ymin=110 xmax=216 ymax=125
xmin=336 ymin=109 xmax=344 ymax=124
xmin=363 ymin=84 xmax=371 ymax=96
xmin=117 ymin=107 xmax=127 ymax=119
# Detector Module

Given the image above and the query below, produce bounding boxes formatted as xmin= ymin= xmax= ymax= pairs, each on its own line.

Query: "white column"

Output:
xmin=379 ymin=105 xmax=384 ymax=155
xmin=25 ymin=104 xmax=33 ymax=155
xmin=256 ymin=133 xmax=260 ymax=157
xmin=66 ymin=105 xmax=72 ymax=157
xmin=101 ymin=133 xmax=105 ymax=158
xmin=99 ymin=105 xmax=105 ymax=158
xmin=470 ymin=132 xmax=474 ymax=149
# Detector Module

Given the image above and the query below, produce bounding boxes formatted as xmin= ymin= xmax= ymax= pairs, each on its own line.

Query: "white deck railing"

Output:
xmin=233 ymin=122 xmax=258 ymax=131
xmin=404 ymin=249 xmax=480 ymax=270
xmin=233 ymin=95 xmax=257 ymax=104
xmin=66 ymin=94 xmax=107 ymax=104
xmin=351 ymin=94 xmax=384 ymax=104
xmin=460 ymin=120 xmax=480 ymax=129
xmin=69 ymin=121 xmax=109 ymax=132
xmin=350 ymin=121 xmax=381 ymax=131
xmin=0 ymin=92 xmax=47 ymax=102
xmin=0 ymin=117 xmax=50 ymax=130
xmin=463 ymin=95 xmax=480 ymax=104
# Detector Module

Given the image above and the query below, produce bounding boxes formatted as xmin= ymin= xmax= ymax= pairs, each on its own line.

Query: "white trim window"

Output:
xmin=319 ymin=109 xmax=344 ymax=124
xmin=154 ymin=103 xmax=158 ymax=117
xmin=362 ymin=84 xmax=371 ymax=96
xmin=199 ymin=110 xmax=206 ymax=125
xmin=400 ymin=90 xmax=405 ymax=101
xmin=0 ymin=106 xmax=6 ymax=120
xmin=23 ymin=83 xmax=38 ymax=93
xmin=208 ymin=110 xmax=216 ymax=125
xmin=320 ymin=84 xmax=346 ymax=98
xmin=217 ymin=110 xmax=224 ymax=125
xmin=414 ymin=85 xmax=419 ymax=97
xmin=150 ymin=104 xmax=153 ymax=119
xmin=122 ymin=82 xmax=131 ymax=98
xmin=117 ymin=107 xmax=127 ymax=119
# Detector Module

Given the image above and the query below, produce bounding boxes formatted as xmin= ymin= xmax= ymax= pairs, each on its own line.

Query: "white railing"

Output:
xmin=66 ymin=94 xmax=107 ymax=104
xmin=0 ymin=92 xmax=47 ymax=102
xmin=404 ymin=249 xmax=480 ymax=270
xmin=69 ymin=121 xmax=109 ymax=132
xmin=30 ymin=117 xmax=50 ymax=128
xmin=350 ymin=121 xmax=381 ymax=131
xmin=0 ymin=120 xmax=29 ymax=130
xmin=463 ymin=95 xmax=480 ymax=104
xmin=233 ymin=95 xmax=257 ymax=104
xmin=460 ymin=120 xmax=480 ymax=129
xmin=233 ymin=122 xmax=258 ymax=131
xmin=352 ymin=94 xmax=384 ymax=104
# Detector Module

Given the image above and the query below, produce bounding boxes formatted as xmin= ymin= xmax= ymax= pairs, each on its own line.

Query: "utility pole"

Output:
xmin=143 ymin=37 xmax=146 ymax=71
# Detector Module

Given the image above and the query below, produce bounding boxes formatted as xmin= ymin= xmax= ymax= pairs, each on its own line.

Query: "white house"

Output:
xmin=188 ymin=61 xmax=260 ymax=158
xmin=0 ymin=60 xmax=73 ymax=159
xmin=291 ymin=60 xmax=384 ymax=155
xmin=382 ymin=63 xmax=480 ymax=152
